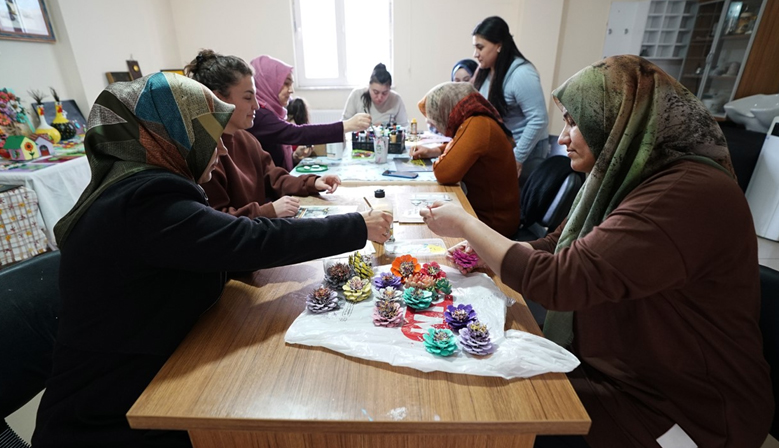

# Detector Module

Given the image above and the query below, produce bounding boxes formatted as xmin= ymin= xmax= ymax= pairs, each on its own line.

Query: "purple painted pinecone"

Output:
xmin=458 ymin=321 xmax=495 ymax=355
xmin=306 ymin=285 xmax=339 ymax=314
xmin=372 ymin=271 xmax=402 ymax=289
xmin=444 ymin=304 xmax=477 ymax=330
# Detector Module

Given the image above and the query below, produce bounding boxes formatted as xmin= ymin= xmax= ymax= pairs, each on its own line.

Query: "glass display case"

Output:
xmin=678 ymin=0 xmax=766 ymax=117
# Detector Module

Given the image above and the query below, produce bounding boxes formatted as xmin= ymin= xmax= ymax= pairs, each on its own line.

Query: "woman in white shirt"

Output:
xmin=342 ymin=63 xmax=408 ymax=127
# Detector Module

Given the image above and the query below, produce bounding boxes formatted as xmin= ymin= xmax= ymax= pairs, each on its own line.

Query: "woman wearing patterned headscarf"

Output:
xmin=246 ymin=55 xmax=371 ymax=170
xmin=417 ymin=82 xmax=519 ymax=237
xmin=421 ymin=56 xmax=771 ymax=447
xmin=32 ymin=73 xmax=391 ymax=448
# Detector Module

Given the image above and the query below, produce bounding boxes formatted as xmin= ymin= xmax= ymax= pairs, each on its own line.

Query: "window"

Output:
xmin=292 ymin=0 xmax=393 ymax=88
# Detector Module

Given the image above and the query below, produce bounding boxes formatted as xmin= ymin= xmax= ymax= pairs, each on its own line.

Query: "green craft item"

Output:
xmin=435 ymin=278 xmax=452 ymax=295
xmin=403 ymin=287 xmax=433 ymax=310
xmin=422 ymin=328 xmax=457 ymax=357
xmin=295 ymin=164 xmax=327 ymax=173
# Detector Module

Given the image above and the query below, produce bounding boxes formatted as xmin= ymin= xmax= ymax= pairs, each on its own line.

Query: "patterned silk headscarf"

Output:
xmin=54 ymin=72 xmax=234 ymax=246
xmin=543 ymin=55 xmax=735 ymax=347
xmin=418 ymin=82 xmax=510 ymax=139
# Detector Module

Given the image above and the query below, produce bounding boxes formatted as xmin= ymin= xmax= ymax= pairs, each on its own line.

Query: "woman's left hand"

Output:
xmin=315 ymin=174 xmax=341 ymax=193
xmin=419 ymin=202 xmax=472 ymax=237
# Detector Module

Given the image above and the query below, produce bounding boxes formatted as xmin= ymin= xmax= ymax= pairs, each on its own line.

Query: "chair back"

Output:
xmin=760 ymin=265 xmax=779 ymax=438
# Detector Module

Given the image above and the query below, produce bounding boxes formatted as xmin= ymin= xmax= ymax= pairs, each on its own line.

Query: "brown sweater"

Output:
xmin=434 ymin=115 xmax=520 ymax=237
xmin=501 ymin=161 xmax=772 ymax=447
xmin=202 ymin=130 xmax=319 ymax=218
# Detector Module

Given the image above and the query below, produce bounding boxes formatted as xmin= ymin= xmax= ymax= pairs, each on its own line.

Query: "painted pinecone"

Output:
xmin=324 ymin=261 xmax=353 ymax=289
xmin=458 ymin=321 xmax=495 ymax=355
xmin=373 ymin=300 xmax=404 ymax=327
xmin=422 ymin=328 xmax=457 ymax=357
xmin=420 ymin=261 xmax=447 ymax=279
xmin=403 ymin=287 xmax=434 ymax=310
xmin=377 ymin=286 xmax=403 ymax=302
xmin=305 ymin=285 xmax=339 ymax=314
xmin=447 ymin=248 xmax=481 ymax=274
xmin=444 ymin=304 xmax=477 ymax=330
xmin=342 ymin=276 xmax=372 ymax=303
xmin=372 ymin=271 xmax=402 ymax=289
xmin=404 ymin=273 xmax=436 ymax=291
xmin=434 ymin=278 xmax=452 ymax=296
xmin=349 ymin=251 xmax=374 ymax=279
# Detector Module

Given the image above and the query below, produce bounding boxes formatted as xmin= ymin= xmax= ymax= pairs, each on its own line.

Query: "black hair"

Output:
xmin=451 ymin=59 xmax=478 ymax=81
xmin=361 ymin=63 xmax=392 ymax=113
xmin=184 ymin=49 xmax=253 ymax=97
xmin=287 ymin=97 xmax=310 ymax=125
xmin=471 ymin=16 xmax=528 ymax=116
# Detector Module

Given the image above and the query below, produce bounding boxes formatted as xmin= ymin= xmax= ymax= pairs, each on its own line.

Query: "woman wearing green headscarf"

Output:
xmin=420 ymin=56 xmax=771 ymax=447
xmin=32 ymin=73 xmax=391 ymax=448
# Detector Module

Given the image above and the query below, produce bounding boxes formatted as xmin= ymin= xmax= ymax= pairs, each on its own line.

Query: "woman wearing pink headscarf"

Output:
xmin=247 ymin=55 xmax=371 ymax=170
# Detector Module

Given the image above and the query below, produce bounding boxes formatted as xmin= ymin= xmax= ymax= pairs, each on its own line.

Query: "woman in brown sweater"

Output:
xmin=417 ymin=82 xmax=520 ymax=237
xmin=420 ymin=56 xmax=772 ymax=447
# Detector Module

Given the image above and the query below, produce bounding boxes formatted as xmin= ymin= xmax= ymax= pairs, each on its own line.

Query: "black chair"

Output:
xmin=0 ymin=251 xmax=61 ymax=448
xmin=759 ymin=265 xmax=779 ymax=439
xmin=515 ymin=155 xmax=585 ymax=242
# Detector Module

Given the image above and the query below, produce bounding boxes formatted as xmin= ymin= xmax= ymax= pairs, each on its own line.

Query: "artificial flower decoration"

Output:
xmin=458 ymin=321 xmax=495 ymax=356
xmin=324 ymin=261 xmax=353 ymax=289
xmin=373 ymin=300 xmax=404 ymax=327
xmin=420 ymin=261 xmax=446 ymax=279
xmin=342 ymin=276 xmax=372 ymax=303
xmin=306 ymin=285 xmax=339 ymax=314
xmin=377 ymin=286 xmax=403 ymax=302
xmin=391 ymin=254 xmax=421 ymax=282
xmin=434 ymin=278 xmax=453 ymax=297
xmin=444 ymin=304 xmax=477 ymax=330
xmin=372 ymin=271 xmax=402 ymax=289
xmin=422 ymin=328 xmax=458 ymax=357
xmin=446 ymin=246 xmax=481 ymax=275
xmin=403 ymin=287 xmax=434 ymax=310
xmin=348 ymin=251 xmax=374 ymax=279
xmin=404 ymin=273 xmax=436 ymax=291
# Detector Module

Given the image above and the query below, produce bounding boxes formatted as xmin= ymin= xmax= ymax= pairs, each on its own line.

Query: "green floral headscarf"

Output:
xmin=543 ymin=55 xmax=735 ymax=347
xmin=54 ymin=72 xmax=234 ymax=246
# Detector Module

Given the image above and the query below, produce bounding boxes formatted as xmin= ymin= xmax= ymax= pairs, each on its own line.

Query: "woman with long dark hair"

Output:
xmin=472 ymin=16 xmax=549 ymax=186
xmin=342 ymin=63 xmax=408 ymax=127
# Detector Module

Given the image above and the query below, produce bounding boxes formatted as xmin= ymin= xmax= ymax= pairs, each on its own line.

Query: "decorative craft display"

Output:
xmin=420 ymin=261 xmax=446 ymax=279
xmin=403 ymin=287 xmax=434 ymax=310
xmin=348 ymin=251 xmax=374 ymax=279
xmin=404 ymin=272 xmax=436 ymax=291
xmin=435 ymin=278 xmax=452 ymax=298
xmin=0 ymin=88 xmax=35 ymax=145
xmin=458 ymin=321 xmax=495 ymax=356
xmin=372 ymin=300 xmax=404 ymax=327
xmin=49 ymin=88 xmax=77 ymax=141
xmin=391 ymin=254 xmax=421 ymax=283
xmin=422 ymin=328 xmax=458 ymax=357
xmin=447 ymin=246 xmax=482 ymax=275
xmin=306 ymin=285 xmax=339 ymax=314
xmin=28 ymin=90 xmax=61 ymax=144
xmin=343 ymin=276 xmax=372 ymax=303
xmin=324 ymin=260 xmax=353 ymax=289
xmin=444 ymin=304 xmax=477 ymax=331
xmin=4 ymin=136 xmax=40 ymax=160
xmin=372 ymin=271 xmax=402 ymax=289
xmin=377 ymin=286 xmax=403 ymax=302
xmin=33 ymin=135 xmax=53 ymax=156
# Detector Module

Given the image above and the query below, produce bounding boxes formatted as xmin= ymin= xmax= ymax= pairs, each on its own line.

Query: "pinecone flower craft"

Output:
xmin=404 ymin=273 xmax=436 ymax=292
xmin=458 ymin=321 xmax=495 ymax=356
xmin=434 ymin=278 xmax=453 ymax=299
xmin=306 ymin=285 xmax=339 ymax=314
xmin=391 ymin=254 xmax=420 ymax=283
xmin=447 ymin=246 xmax=481 ymax=275
xmin=377 ymin=286 xmax=403 ymax=302
xmin=342 ymin=276 xmax=372 ymax=303
xmin=373 ymin=300 xmax=404 ymax=327
xmin=420 ymin=261 xmax=446 ymax=279
xmin=372 ymin=271 xmax=402 ymax=289
xmin=403 ymin=287 xmax=434 ymax=310
xmin=444 ymin=304 xmax=477 ymax=331
xmin=324 ymin=260 xmax=353 ymax=289
xmin=422 ymin=328 xmax=457 ymax=357
xmin=349 ymin=251 xmax=374 ymax=279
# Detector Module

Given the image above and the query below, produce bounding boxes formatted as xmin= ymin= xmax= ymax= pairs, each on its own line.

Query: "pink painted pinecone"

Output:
xmin=447 ymin=248 xmax=481 ymax=274
xmin=373 ymin=300 xmax=404 ymax=327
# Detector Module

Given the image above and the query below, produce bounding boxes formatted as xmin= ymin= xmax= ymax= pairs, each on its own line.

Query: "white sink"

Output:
xmin=724 ymin=94 xmax=779 ymax=133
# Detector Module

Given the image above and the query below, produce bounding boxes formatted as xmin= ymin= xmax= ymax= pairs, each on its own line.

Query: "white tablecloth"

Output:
xmin=0 ymin=156 xmax=90 ymax=247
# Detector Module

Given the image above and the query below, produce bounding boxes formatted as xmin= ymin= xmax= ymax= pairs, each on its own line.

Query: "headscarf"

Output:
xmin=543 ymin=55 xmax=735 ymax=347
xmin=250 ymin=55 xmax=294 ymax=167
xmin=451 ymin=59 xmax=478 ymax=82
xmin=418 ymin=82 xmax=510 ymax=140
xmin=54 ymin=72 xmax=234 ymax=246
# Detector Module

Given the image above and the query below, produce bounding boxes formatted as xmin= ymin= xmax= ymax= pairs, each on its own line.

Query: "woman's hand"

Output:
xmin=343 ymin=113 xmax=372 ymax=133
xmin=409 ymin=144 xmax=443 ymax=160
xmin=293 ymin=145 xmax=314 ymax=163
xmin=272 ymin=196 xmax=300 ymax=218
xmin=419 ymin=202 xmax=473 ymax=238
xmin=515 ymin=161 xmax=523 ymax=179
xmin=360 ymin=210 xmax=393 ymax=243
xmin=314 ymin=174 xmax=341 ymax=194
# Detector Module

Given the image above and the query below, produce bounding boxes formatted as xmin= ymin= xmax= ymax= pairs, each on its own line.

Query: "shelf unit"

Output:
xmin=640 ymin=0 xmax=698 ymax=78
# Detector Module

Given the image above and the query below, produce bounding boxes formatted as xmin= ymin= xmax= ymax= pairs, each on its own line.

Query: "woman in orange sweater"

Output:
xmin=418 ymin=82 xmax=519 ymax=237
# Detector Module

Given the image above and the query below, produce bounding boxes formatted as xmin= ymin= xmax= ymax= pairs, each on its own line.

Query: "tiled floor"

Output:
xmin=759 ymin=236 xmax=779 ymax=271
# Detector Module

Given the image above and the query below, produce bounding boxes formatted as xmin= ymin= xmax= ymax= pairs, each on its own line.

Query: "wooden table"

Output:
xmin=127 ymin=184 xmax=589 ymax=447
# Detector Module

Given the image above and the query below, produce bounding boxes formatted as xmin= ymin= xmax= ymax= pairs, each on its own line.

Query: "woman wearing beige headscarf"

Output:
xmin=420 ymin=56 xmax=771 ymax=447
xmin=418 ymin=82 xmax=519 ymax=237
